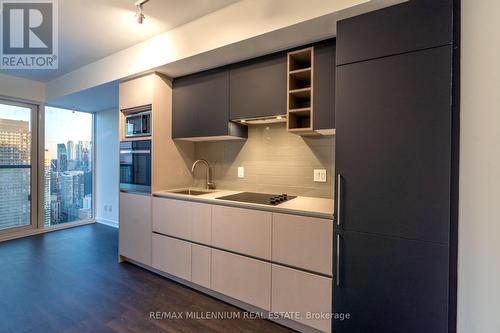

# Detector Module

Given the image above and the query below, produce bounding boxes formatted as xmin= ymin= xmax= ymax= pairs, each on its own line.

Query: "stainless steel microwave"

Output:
xmin=123 ymin=105 xmax=151 ymax=138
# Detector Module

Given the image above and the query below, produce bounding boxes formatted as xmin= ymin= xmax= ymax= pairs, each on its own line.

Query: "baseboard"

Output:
xmin=96 ymin=218 xmax=118 ymax=228
xmin=0 ymin=220 xmax=96 ymax=243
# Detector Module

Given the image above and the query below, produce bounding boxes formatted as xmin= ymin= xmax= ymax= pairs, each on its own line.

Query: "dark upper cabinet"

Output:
xmin=229 ymin=53 xmax=287 ymax=120
xmin=313 ymin=41 xmax=335 ymax=130
xmin=173 ymin=69 xmax=247 ymax=140
xmin=336 ymin=0 xmax=453 ymax=65
xmin=333 ymin=230 xmax=449 ymax=333
xmin=335 ymin=46 xmax=452 ymax=244
xmin=173 ymin=40 xmax=335 ymax=139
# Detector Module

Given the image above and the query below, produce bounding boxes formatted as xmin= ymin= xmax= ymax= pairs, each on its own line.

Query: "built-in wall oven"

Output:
xmin=120 ymin=140 xmax=151 ymax=194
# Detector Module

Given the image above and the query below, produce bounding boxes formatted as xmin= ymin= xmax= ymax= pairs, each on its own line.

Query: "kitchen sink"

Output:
xmin=169 ymin=189 xmax=215 ymax=196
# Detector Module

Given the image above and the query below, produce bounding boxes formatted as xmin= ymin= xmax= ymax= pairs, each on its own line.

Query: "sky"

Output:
xmin=0 ymin=104 xmax=93 ymax=157
xmin=45 ymin=107 xmax=93 ymax=157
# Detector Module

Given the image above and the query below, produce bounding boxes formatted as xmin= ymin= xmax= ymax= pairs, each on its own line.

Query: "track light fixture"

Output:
xmin=135 ymin=0 xmax=150 ymax=24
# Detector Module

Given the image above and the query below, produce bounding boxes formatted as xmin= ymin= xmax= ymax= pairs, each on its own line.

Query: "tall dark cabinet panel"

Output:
xmin=313 ymin=42 xmax=336 ymax=130
xmin=173 ymin=69 xmax=247 ymax=139
xmin=229 ymin=54 xmax=287 ymax=120
xmin=335 ymin=46 xmax=452 ymax=243
xmin=334 ymin=1 xmax=457 ymax=332
xmin=336 ymin=0 xmax=453 ymax=65
xmin=334 ymin=231 xmax=449 ymax=333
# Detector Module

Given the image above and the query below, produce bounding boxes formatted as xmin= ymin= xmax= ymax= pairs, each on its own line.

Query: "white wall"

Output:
xmin=0 ymin=73 xmax=45 ymax=103
xmin=458 ymin=1 xmax=500 ymax=332
xmin=46 ymin=0 xmax=402 ymax=101
xmin=95 ymin=108 xmax=119 ymax=227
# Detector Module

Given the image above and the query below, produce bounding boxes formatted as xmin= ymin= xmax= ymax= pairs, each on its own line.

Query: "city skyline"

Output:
xmin=0 ymin=105 xmax=93 ymax=157
xmin=0 ymin=105 xmax=93 ymax=230
xmin=45 ymin=107 xmax=93 ymax=157
xmin=47 ymin=122 xmax=93 ymax=225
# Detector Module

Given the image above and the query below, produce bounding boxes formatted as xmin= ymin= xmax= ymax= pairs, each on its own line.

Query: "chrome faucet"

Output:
xmin=191 ymin=159 xmax=216 ymax=190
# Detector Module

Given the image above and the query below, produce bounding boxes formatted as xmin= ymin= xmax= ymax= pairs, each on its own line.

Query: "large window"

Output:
xmin=44 ymin=107 xmax=93 ymax=226
xmin=0 ymin=102 xmax=36 ymax=232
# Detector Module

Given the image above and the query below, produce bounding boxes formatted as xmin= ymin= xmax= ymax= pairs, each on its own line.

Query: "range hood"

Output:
xmin=232 ymin=115 xmax=287 ymax=125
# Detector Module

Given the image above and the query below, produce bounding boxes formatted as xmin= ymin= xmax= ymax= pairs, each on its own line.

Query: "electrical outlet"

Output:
xmin=238 ymin=166 xmax=245 ymax=178
xmin=314 ymin=169 xmax=327 ymax=183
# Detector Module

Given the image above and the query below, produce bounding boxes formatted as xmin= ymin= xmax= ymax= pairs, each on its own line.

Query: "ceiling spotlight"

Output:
xmin=135 ymin=0 xmax=150 ymax=24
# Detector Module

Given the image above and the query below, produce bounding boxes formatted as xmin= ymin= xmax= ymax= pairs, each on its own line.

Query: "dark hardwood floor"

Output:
xmin=0 ymin=224 xmax=293 ymax=333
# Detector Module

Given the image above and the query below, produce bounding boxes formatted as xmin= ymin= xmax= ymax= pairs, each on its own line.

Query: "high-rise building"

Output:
xmin=84 ymin=170 xmax=92 ymax=196
xmin=75 ymin=141 xmax=82 ymax=162
xmin=44 ymin=150 xmax=51 ymax=226
xmin=60 ymin=170 xmax=84 ymax=222
xmin=79 ymin=194 xmax=93 ymax=220
xmin=57 ymin=143 xmax=68 ymax=172
xmin=50 ymin=171 xmax=61 ymax=196
xmin=81 ymin=141 xmax=91 ymax=170
xmin=67 ymin=141 xmax=75 ymax=161
xmin=0 ymin=119 xmax=31 ymax=230
xmin=50 ymin=195 xmax=61 ymax=224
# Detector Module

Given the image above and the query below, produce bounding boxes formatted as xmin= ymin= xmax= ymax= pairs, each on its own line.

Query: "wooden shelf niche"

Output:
xmin=287 ymin=47 xmax=315 ymax=134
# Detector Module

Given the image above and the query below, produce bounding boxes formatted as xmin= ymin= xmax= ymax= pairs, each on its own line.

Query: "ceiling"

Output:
xmin=0 ymin=0 xmax=239 ymax=82
xmin=48 ymin=81 xmax=119 ymax=113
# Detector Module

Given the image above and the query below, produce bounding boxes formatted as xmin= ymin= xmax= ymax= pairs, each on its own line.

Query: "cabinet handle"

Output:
xmin=336 ymin=233 xmax=341 ymax=287
xmin=337 ymin=173 xmax=342 ymax=226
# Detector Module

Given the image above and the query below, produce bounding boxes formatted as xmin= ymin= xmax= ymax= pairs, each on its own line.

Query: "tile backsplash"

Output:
xmin=192 ymin=123 xmax=334 ymax=198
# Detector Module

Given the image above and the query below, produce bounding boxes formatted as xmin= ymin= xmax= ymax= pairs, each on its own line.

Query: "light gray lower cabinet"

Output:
xmin=212 ymin=205 xmax=272 ymax=259
xmin=192 ymin=244 xmax=211 ymax=289
xmin=272 ymin=213 xmax=333 ymax=275
xmin=149 ymin=200 xmax=333 ymax=333
xmin=119 ymin=192 xmax=152 ymax=265
xmin=211 ymin=249 xmax=272 ymax=311
xmin=272 ymin=264 xmax=332 ymax=333
xmin=152 ymin=197 xmax=212 ymax=245
xmin=152 ymin=233 xmax=191 ymax=281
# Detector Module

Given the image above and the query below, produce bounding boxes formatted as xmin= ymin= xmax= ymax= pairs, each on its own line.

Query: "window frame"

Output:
xmin=40 ymin=106 xmax=96 ymax=229
xmin=0 ymin=103 xmax=96 ymax=241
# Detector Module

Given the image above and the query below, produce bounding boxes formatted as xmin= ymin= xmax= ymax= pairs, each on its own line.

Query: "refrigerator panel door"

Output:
xmin=333 ymin=230 xmax=449 ymax=333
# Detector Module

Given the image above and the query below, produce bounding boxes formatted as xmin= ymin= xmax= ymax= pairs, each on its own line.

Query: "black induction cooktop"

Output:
xmin=216 ymin=192 xmax=296 ymax=206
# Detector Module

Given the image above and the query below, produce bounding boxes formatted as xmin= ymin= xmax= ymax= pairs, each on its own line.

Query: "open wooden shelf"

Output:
xmin=289 ymin=87 xmax=311 ymax=97
xmin=288 ymin=127 xmax=314 ymax=133
xmin=288 ymin=112 xmax=311 ymax=130
xmin=289 ymin=68 xmax=311 ymax=90
xmin=288 ymin=107 xmax=311 ymax=117
xmin=287 ymin=47 xmax=314 ymax=134
xmin=288 ymin=48 xmax=313 ymax=71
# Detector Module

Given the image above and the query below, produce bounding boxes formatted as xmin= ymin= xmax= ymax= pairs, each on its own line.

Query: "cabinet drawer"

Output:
xmin=212 ymin=205 xmax=272 ymax=259
xmin=192 ymin=244 xmax=211 ymax=289
xmin=212 ymin=249 xmax=271 ymax=310
xmin=272 ymin=264 xmax=332 ymax=333
xmin=272 ymin=213 xmax=333 ymax=275
xmin=152 ymin=197 xmax=211 ymax=245
xmin=152 ymin=234 xmax=191 ymax=281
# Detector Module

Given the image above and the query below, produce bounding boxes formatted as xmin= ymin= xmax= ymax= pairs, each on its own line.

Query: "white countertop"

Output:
xmin=153 ymin=188 xmax=334 ymax=220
